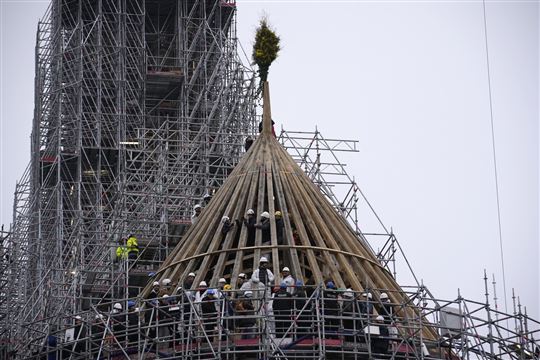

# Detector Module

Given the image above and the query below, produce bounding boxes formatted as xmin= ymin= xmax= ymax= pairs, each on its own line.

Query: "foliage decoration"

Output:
xmin=252 ymin=18 xmax=280 ymax=83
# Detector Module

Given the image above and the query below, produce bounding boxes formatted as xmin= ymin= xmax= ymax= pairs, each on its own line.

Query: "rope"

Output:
xmin=482 ymin=0 xmax=508 ymax=315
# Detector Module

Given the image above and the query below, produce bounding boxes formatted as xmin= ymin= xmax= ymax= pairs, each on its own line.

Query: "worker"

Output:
xmin=341 ymin=289 xmax=356 ymax=342
xmin=217 ymin=278 xmax=227 ymax=297
xmin=359 ymin=292 xmax=374 ymax=318
xmin=258 ymin=119 xmax=276 ymax=137
xmin=160 ymin=278 xmax=172 ymax=296
xmin=371 ymin=315 xmax=389 ymax=355
xmin=126 ymin=301 xmax=139 ymax=346
xmin=221 ymin=216 xmax=235 ymax=235
xmin=272 ymin=282 xmax=293 ymax=338
xmin=275 ymin=211 xmax=284 ymax=244
xmin=126 ymin=234 xmax=139 ymax=261
xmin=111 ymin=303 xmax=126 ymax=345
xmin=243 ymin=209 xmax=256 ymax=246
xmin=255 ymin=212 xmax=271 ymax=243
xmin=236 ymin=290 xmax=256 ymax=339
xmin=323 ymin=281 xmax=340 ymax=339
xmin=195 ymin=281 xmax=208 ymax=304
xmin=191 ymin=204 xmax=203 ymax=225
xmin=203 ymin=192 xmax=212 ymax=206
xmin=251 ymin=257 xmax=275 ymax=291
xmin=279 ymin=267 xmax=295 ymax=294
xmin=183 ymin=272 xmax=196 ymax=290
xmin=244 ymin=136 xmax=254 ymax=152
xmin=115 ymin=239 xmax=128 ymax=261
xmin=237 ymin=273 xmax=252 ymax=298
xmin=293 ymin=280 xmax=311 ymax=340
xmin=200 ymin=289 xmax=219 ymax=339
xmin=378 ymin=292 xmax=394 ymax=325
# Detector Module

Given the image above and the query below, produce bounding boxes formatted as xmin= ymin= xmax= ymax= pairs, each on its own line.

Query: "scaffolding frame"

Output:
xmin=18 ymin=284 xmax=540 ymax=359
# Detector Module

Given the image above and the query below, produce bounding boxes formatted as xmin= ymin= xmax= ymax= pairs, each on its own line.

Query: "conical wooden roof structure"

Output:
xmin=145 ymin=83 xmax=435 ymax=338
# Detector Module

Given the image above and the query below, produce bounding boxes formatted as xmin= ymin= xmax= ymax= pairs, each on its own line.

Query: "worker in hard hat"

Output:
xmin=251 ymin=256 xmax=275 ymax=289
xmin=341 ymin=289 xmax=356 ymax=342
xmin=252 ymin=257 xmax=275 ymax=311
xmin=377 ymin=292 xmax=394 ymax=325
xmin=115 ymin=238 xmax=128 ymax=261
xmin=191 ymin=204 xmax=203 ymax=225
xmin=272 ymin=282 xmax=293 ymax=338
xmin=359 ymin=291 xmax=374 ymax=318
xmin=203 ymin=192 xmax=213 ymax=206
xmin=160 ymin=278 xmax=172 ymax=296
xmin=126 ymin=234 xmax=139 ymax=261
xmin=371 ymin=315 xmax=390 ymax=355
xmin=235 ymin=290 xmax=256 ymax=339
xmin=293 ymin=280 xmax=311 ymax=340
xmin=255 ymin=211 xmax=271 ymax=243
xmin=195 ymin=280 xmax=209 ymax=305
xmin=236 ymin=273 xmax=252 ymax=298
xmin=111 ymin=303 xmax=126 ymax=345
xmin=279 ymin=267 xmax=295 ymax=295
xmin=127 ymin=301 xmax=139 ymax=346
xmin=183 ymin=272 xmax=196 ymax=290
xmin=323 ymin=281 xmax=340 ymax=339
xmin=221 ymin=216 xmax=235 ymax=236
xmin=243 ymin=209 xmax=256 ymax=246
xmin=200 ymin=289 xmax=219 ymax=340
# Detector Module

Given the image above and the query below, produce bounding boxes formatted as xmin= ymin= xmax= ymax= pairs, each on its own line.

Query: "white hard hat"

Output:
xmin=153 ymin=281 xmax=160 ymax=287
xmin=199 ymin=281 xmax=208 ymax=287
xmin=113 ymin=303 xmax=122 ymax=310
xmin=343 ymin=290 xmax=354 ymax=298
xmin=246 ymin=209 xmax=255 ymax=215
xmin=362 ymin=292 xmax=373 ymax=299
xmin=238 ymin=273 xmax=246 ymax=278
xmin=74 ymin=315 xmax=82 ymax=320
xmin=282 ymin=267 xmax=290 ymax=272
xmin=163 ymin=294 xmax=169 ymax=298
xmin=176 ymin=286 xmax=183 ymax=292
xmin=244 ymin=290 xmax=253 ymax=297
xmin=95 ymin=313 xmax=104 ymax=320
xmin=218 ymin=278 xmax=226 ymax=283
xmin=376 ymin=315 xmax=385 ymax=321
xmin=134 ymin=307 xmax=140 ymax=312
xmin=259 ymin=256 xmax=268 ymax=263
xmin=162 ymin=278 xmax=171 ymax=286
xmin=221 ymin=216 xmax=230 ymax=223
xmin=260 ymin=211 xmax=270 ymax=219
xmin=188 ymin=272 xmax=196 ymax=277
xmin=380 ymin=292 xmax=389 ymax=300
xmin=194 ymin=204 xmax=202 ymax=210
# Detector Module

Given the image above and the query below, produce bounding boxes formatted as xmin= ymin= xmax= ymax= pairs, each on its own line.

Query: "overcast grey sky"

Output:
xmin=1 ymin=1 xmax=538 ymax=321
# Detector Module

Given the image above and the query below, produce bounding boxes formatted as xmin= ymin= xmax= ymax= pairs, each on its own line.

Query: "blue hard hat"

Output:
xmin=326 ymin=281 xmax=335 ymax=289
xmin=280 ymin=282 xmax=287 ymax=289
xmin=296 ymin=280 xmax=304 ymax=287
xmin=127 ymin=300 xmax=136 ymax=308
xmin=207 ymin=289 xmax=216 ymax=296
xmin=148 ymin=272 xmax=156 ymax=277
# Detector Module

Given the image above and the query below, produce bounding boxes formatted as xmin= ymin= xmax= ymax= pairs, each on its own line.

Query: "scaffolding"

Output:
xmin=1 ymin=0 xmax=256 ymax=354
xmin=17 ymin=285 xmax=540 ymax=359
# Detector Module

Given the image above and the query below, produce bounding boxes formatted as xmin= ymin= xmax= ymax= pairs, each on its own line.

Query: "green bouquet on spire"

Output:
xmin=252 ymin=18 xmax=280 ymax=83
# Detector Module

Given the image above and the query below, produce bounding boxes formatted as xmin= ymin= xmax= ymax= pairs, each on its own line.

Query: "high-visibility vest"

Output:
xmin=126 ymin=236 xmax=139 ymax=254
xmin=116 ymin=246 xmax=128 ymax=259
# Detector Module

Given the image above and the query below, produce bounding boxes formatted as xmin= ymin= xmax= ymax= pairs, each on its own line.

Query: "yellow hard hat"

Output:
xmin=275 ymin=211 xmax=282 ymax=217
xmin=223 ymin=284 xmax=232 ymax=291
